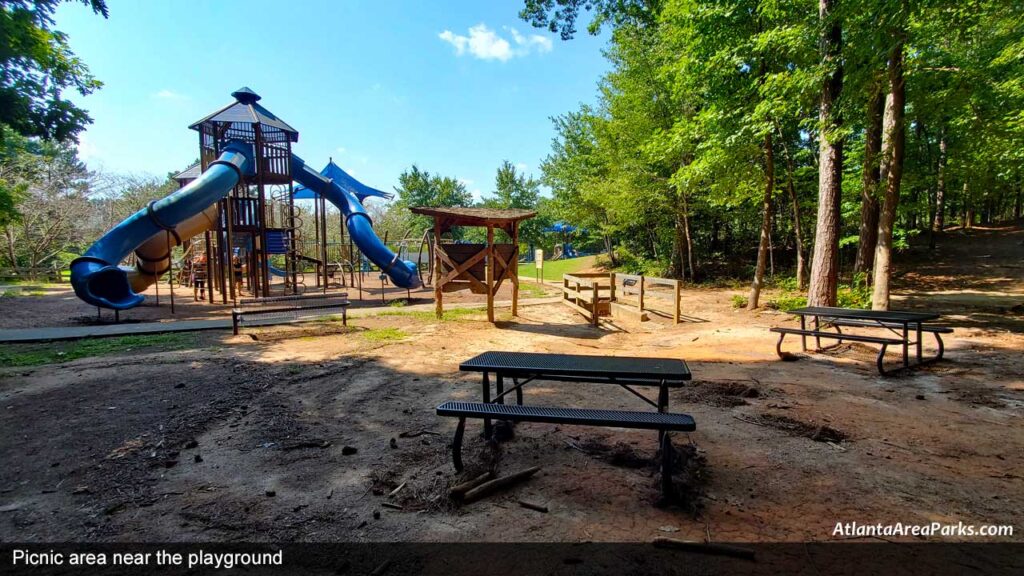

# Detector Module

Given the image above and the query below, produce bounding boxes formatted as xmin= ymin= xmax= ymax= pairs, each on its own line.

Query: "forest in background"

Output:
xmin=2 ymin=0 xmax=1022 ymax=312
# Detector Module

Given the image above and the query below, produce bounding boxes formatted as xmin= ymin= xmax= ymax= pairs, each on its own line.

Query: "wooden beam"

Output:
xmin=486 ymin=225 xmax=494 ymax=322
xmin=434 ymin=219 xmax=442 ymax=318
xmin=511 ymin=221 xmax=519 ymax=317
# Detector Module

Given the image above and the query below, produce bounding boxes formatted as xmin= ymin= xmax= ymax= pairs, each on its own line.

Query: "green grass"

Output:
xmin=518 ymin=281 xmax=549 ymax=298
xmin=517 ymin=255 xmax=599 ymax=282
xmin=0 ymin=333 xmax=199 ymax=367
xmin=359 ymin=327 xmax=408 ymax=342
xmin=374 ymin=306 xmax=484 ymax=322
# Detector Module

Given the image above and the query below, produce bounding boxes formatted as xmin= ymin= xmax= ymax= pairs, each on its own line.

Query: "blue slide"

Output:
xmin=290 ymin=153 xmax=420 ymax=289
xmin=70 ymin=142 xmax=254 ymax=310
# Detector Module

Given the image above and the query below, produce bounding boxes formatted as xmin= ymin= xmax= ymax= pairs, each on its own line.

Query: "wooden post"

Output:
xmin=591 ymin=281 xmax=599 ymax=327
xmin=225 ymin=193 xmax=237 ymax=304
xmin=639 ymin=275 xmax=645 ymax=313
xmin=204 ymin=230 xmax=214 ymax=303
xmin=434 ymin=219 xmax=443 ymax=319
xmin=674 ymin=280 xmax=681 ymax=324
xmin=486 ymin=225 xmax=494 ymax=323
xmin=511 ymin=221 xmax=520 ymax=317
xmin=609 ymin=272 xmax=616 ymax=305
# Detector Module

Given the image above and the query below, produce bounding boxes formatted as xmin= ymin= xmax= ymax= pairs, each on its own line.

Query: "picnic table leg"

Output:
xmin=452 ymin=417 xmax=466 ymax=472
xmin=800 ymin=316 xmax=807 ymax=351
xmin=915 ymin=322 xmax=923 ymax=363
xmin=660 ymin=432 xmax=674 ymax=501
xmin=513 ymin=377 xmax=523 ymax=405
xmin=482 ymin=372 xmax=492 ymax=439
xmin=813 ymin=316 xmax=821 ymax=350
xmin=496 ymin=373 xmax=505 ymax=404
xmin=657 ymin=379 xmax=668 ymax=443
xmin=902 ymin=323 xmax=910 ymax=369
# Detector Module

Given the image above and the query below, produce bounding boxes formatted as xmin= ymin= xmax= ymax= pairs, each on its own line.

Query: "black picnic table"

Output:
xmin=459 ymin=351 xmax=692 ymax=437
xmin=774 ymin=306 xmax=949 ymax=375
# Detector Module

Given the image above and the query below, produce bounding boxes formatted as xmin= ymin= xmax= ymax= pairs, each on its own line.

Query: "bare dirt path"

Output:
xmin=0 ymin=227 xmax=1021 ymax=543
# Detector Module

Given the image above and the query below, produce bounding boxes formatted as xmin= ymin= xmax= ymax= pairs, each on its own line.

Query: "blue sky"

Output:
xmin=54 ymin=0 xmax=610 ymax=202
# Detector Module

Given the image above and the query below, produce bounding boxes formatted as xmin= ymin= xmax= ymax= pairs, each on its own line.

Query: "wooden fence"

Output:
xmin=563 ymin=272 xmax=682 ymax=325
xmin=0 ymin=266 xmax=66 ymax=283
xmin=562 ymin=272 xmax=614 ymax=326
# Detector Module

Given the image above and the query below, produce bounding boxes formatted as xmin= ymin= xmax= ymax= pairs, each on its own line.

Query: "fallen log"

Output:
xmin=518 ymin=500 xmax=548 ymax=513
xmin=652 ymin=537 xmax=755 ymax=561
xmin=448 ymin=471 xmax=494 ymax=499
xmin=462 ymin=467 xmax=541 ymax=504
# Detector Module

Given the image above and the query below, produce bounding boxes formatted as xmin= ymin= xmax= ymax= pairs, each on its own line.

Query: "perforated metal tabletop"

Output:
xmin=459 ymin=351 xmax=691 ymax=382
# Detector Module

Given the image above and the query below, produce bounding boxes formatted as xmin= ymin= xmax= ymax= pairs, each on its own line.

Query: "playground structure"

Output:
xmin=545 ymin=221 xmax=581 ymax=260
xmin=562 ymin=272 xmax=684 ymax=326
xmin=69 ymin=88 xmax=419 ymax=311
xmin=409 ymin=207 xmax=536 ymax=322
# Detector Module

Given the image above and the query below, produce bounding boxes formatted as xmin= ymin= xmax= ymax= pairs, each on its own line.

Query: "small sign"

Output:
xmin=535 ymin=249 xmax=544 ymax=269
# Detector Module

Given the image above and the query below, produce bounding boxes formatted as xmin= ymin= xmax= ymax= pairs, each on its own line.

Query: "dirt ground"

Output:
xmin=0 ymin=226 xmax=1021 ymax=543
xmin=0 ymin=273 xmax=557 ymax=330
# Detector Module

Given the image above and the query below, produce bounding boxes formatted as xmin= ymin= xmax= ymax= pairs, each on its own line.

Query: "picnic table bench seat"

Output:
xmin=437 ymin=401 xmax=695 ymax=498
xmin=231 ymin=293 xmax=350 ymax=335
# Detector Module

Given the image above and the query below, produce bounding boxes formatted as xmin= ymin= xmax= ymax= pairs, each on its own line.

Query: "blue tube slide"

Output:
xmin=290 ymin=153 xmax=420 ymax=289
xmin=70 ymin=142 xmax=254 ymax=309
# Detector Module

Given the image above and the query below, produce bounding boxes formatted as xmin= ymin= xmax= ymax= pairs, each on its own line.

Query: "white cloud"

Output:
xmin=516 ymin=162 xmax=528 ymax=172
xmin=77 ymin=133 xmax=100 ymax=162
xmin=336 ymin=147 xmax=347 ymax=154
xmin=458 ymin=177 xmax=474 ymax=187
xmin=152 ymin=89 xmax=188 ymax=101
xmin=439 ymin=24 xmax=553 ymax=62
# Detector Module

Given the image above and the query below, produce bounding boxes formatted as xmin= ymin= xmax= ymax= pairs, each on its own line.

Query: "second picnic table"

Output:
xmin=772 ymin=306 xmax=952 ymax=375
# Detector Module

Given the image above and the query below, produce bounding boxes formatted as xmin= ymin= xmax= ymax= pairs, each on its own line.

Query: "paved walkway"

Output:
xmin=0 ymin=297 xmax=562 ymax=343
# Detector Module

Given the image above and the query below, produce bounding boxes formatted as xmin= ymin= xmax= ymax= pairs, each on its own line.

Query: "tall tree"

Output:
xmin=871 ymin=23 xmax=907 ymax=310
xmin=853 ymin=84 xmax=884 ymax=276
xmin=0 ymin=0 xmax=109 ymax=142
xmin=807 ymin=0 xmax=844 ymax=307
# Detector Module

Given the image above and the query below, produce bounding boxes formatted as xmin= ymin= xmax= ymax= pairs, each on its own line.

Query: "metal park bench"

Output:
xmin=771 ymin=306 xmax=951 ymax=376
xmin=231 ymin=292 xmax=350 ymax=335
xmin=437 ymin=351 xmax=697 ymax=499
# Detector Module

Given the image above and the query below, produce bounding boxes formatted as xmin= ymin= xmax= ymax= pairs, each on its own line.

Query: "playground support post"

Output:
xmin=486 ymin=225 xmax=494 ymax=323
xmin=511 ymin=221 xmax=519 ymax=317
xmin=434 ymin=219 xmax=443 ymax=319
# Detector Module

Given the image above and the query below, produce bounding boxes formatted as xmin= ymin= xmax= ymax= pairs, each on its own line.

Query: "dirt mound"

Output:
xmin=681 ymin=379 xmax=762 ymax=407
xmin=753 ymin=413 xmax=849 ymax=443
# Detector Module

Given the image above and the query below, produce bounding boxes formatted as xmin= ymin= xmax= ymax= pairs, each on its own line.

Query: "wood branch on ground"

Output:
xmin=448 ymin=471 xmax=494 ymax=499
xmin=462 ymin=467 xmax=541 ymax=503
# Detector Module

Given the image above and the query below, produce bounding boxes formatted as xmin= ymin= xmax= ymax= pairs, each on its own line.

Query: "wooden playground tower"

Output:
xmin=410 ymin=207 xmax=536 ymax=322
xmin=171 ymin=88 xmax=358 ymax=305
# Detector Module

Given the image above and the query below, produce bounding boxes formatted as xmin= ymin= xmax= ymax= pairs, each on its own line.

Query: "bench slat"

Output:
xmin=436 ymin=401 xmax=695 ymax=431
xmin=769 ymin=327 xmax=902 ymax=345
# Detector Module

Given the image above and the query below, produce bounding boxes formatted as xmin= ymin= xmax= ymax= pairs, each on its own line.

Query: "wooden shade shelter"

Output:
xmin=410 ymin=207 xmax=536 ymax=322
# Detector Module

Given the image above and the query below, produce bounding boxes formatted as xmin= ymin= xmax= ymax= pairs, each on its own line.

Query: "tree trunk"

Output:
xmin=808 ymin=0 xmax=844 ymax=307
xmin=748 ymin=132 xmax=775 ymax=309
xmin=1014 ymin=185 xmax=1021 ymax=221
xmin=854 ymin=86 xmax=885 ymax=276
xmin=672 ymin=199 xmax=686 ymax=280
xmin=930 ymin=131 xmax=947 ymax=248
xmin=682 ymin=192 xmax=695 ymax=280
xmin=871 ymin=33 xmax=907 ymax=311
xmin=778 ymin=128 xmax=807 ymax=290
xmin=963 ymin=181 xmax=973 ymax=229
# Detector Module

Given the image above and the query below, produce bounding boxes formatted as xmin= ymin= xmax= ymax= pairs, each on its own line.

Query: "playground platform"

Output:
xmin=0 ymin=297 xmax=561 ymax=343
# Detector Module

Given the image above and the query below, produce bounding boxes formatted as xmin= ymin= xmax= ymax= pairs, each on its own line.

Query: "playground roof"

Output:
xmin=172 ymin=163 xmax=202 ymax=186
xmin=189 ymin=87 xmax=299 ymax=143
xmin=292 ymin=160 xmax=393 ymax=202
xmin=410 ymin=206 xmax=536 ymax=228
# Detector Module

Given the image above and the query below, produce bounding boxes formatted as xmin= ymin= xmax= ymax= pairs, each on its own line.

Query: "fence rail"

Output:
xmin=563 ymin=272 xmax=682 ymax=325
xmin=0 ymin=266 xmax=65 ymax=283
